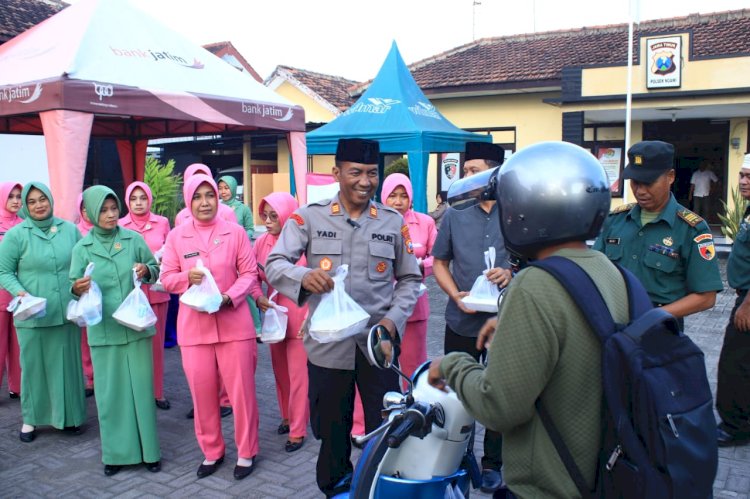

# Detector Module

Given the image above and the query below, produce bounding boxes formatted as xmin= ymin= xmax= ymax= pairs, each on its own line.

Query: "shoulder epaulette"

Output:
xmin=677 ymin=208 xmax=704 ymax=227
xmin=609 ymin=203 xmax=635 ymax=215
xmin=307 ymin=197 xmax=332 ymax=207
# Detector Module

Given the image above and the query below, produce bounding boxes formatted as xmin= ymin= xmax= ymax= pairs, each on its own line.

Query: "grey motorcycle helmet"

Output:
xmin=495 ymin=141 xmax=611 ymax=259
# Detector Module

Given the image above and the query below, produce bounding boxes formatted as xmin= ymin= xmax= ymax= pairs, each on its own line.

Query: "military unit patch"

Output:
xmin=698 ymin=241 xmax=716 ymax=261
xmin=290 ymin=214 xmax=305 ymax=226
xmin=677 ymin=209 xmax=703 ymax=227
xmin=693 ymin=233 xmax=713 ymax=244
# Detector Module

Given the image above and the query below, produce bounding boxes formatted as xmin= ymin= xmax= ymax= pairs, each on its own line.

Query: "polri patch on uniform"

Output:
xmin=183 ymin=251 xmax=199 ymax=259
xmin=698 ymin=241 xmax=716 ymax=261
xmin=693 ymin=233 xmax=713 ymax=243
xmin=320 ymin=257 xmax=333 ymax=271
xmin=677 ymin=209 xmax=703 ymax=227
xmin=290 ymin=214 xmax=305 ymax=226
xmin=376 ymin=261 xmax=387 ymax=273
xmin=606 ymin=238 xmax=620 ymax=245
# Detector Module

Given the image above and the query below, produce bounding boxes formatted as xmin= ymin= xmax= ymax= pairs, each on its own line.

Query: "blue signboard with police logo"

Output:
xmin=647 ymin=36 xmax=682 ymax=89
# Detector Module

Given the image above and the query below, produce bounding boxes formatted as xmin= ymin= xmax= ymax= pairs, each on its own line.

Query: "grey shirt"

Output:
xmin=265 ymin=194 xmax=422 ymax=370
xmin=432 ymin=202 xmax=509 ymax=337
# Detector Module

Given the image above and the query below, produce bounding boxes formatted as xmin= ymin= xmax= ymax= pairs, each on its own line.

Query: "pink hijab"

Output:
xmin=381 ymin=173 xmax=413 ymax=210
xmin=184 ymin=174 xmax=219 ymax=224
xmin=122 ymin=181 xmax=153 ymax=230
xmin=76 ymin=192 xmax=94 ymax=235
xmin=0 ymin=182 xmax=22 ymax=233
xmin=255 ymin=192 xmax=299 ymax=267
xmin=184 ymin=163 xmax=211 ymax=179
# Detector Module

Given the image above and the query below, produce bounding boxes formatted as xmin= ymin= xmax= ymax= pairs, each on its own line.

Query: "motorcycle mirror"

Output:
xmin=367 ymin=325 xmax=395 ymax=369
xmin=446 ymin=166 xmax=499 ymax=209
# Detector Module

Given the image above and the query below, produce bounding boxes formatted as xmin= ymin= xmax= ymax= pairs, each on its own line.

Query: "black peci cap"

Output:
xmin=465 ymin=142 xmax=505 ymax=164
xmin=622 ymin=141 xmax=675 ymax=183
xmin=335 ymin=138 xmax=380 ymax=164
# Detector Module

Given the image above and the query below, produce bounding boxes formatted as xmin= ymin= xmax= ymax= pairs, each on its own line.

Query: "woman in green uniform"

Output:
xmin=70 ymin=186 xmax=161 ymax=476
xmin=0 ymin=182 xmax=86 ymax=442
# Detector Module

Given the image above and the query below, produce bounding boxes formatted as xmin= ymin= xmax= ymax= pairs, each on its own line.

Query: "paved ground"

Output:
xmin=0 ymin=257 xmax=746 ymax=498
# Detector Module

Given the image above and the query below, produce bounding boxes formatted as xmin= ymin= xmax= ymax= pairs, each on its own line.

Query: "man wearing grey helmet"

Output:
xmin=428 ymin=141 xmax=623 ymax=498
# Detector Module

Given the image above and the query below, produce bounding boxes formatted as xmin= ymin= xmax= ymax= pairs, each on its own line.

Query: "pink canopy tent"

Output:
xmin=0 ymin=0 xmax=308 ymax=220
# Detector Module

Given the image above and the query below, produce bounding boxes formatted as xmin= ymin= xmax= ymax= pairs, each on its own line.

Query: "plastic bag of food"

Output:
xmin=261 ymin=291 xmax=288 ymax=344
xmin=309 ymin=265 xmax=370 ymax=343
xmin=7 ymin=294 xmax=47 ymax=321
xmin=461 ymin=247 xmax=502 ymax=313
xmin=180 ymin=259 xmax=222 ymax=313
xmin=113 ymin=269 xmax=157 ymax=331
xmin=68 ymin=262 xmax=102 ymax=326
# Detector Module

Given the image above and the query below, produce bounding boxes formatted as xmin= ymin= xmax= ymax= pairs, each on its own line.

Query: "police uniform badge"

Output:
xmin=369 ymin=205 xmax=378 ymax=218
xmin=634 ymin=155 xmax=643 ymax=165
xmin=320 ymin=257 xmax=333 ymax=271
xmin=663 ymin=237 xmax=673 ymax=247
xmin=331 ymin=203 xmax=341 ymax=215
xmin=376 ymin=261 xmax=387 ymax=273
xmin=400 ymin=224 xmax=414 ymax=254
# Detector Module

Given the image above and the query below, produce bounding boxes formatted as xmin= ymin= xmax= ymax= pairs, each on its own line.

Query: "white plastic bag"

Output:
xmin=150 ymin=263 xmax=166 ymax=293
xmin=7 ymin=294 xmax=47 ymax=321
xmin=113 ymin=269 xmax=157 ymax=331
xmin=462 ymin=247 xmax=502 ymax=313
xmin=67 ymin=262 xmax=103 ymax=326
xmin=261 ymin=291 xmax=288 ymax=344
xmin=180 ymin=259 xmax=222 ymax=313
xmin=309 ymin=265 xmax=371 ymax=344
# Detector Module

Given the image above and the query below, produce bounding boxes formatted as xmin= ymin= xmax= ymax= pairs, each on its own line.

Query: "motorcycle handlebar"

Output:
xmin=386 ymin=409 xmax=425 ymax=448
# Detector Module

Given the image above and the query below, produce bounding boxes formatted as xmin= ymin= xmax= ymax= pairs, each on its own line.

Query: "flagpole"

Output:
xmin=623 ymin=0 xmax=638 ymax=203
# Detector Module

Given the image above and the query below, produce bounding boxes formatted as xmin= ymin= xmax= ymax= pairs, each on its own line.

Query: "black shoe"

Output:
xmin=480 ymin=468 xmax=503 ymax=493
xmin=220 ymin=406 xmax=233 ymax=418
xmin=328 ymin=473 xmax=352 ymax=497
xmin=19 ymin=429 xmax=35 ymax=443
xmin=277 ymin=422 xmax=290 ymax=435
xmin=145 ymin=461 xmax=161 ymax=473
xmin=717 ymin=426 xmax=750 ymax=447
xmin=85 ymin=388 xmax=94 ymax=398
xmin=9 ymin=391 xmax=19 ymax=399
xmin=285 ymin=438 xmax=305 ymax=453
xmin=186 ymin=408 xmax=194 ymax=419
xmin=104 ymin=465 xmax=122 ymax=476
xmin=350 ymin=435 xmax=364 ymax=449
xmin=197 ymin=455 xmax=224 ymax=479
xmin=155 ymin=398 xmax=171 ymax=410
xmin=233 ymin=460 xmax=255 ymax=480
xmin=63 ymin=426 xmax=82 ymax=436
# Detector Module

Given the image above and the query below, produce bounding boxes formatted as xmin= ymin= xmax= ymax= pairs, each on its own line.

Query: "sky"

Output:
xmin=62 ymin=0 xmax=750 ymax=82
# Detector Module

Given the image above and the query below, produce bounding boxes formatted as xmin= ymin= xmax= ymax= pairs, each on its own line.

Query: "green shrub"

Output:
xmin=384 ymin=157 xmax=409 ymax=178
xmin=719 ymin=185 xmax=748 ymax=241
xmin=144 ymin=157 xmax=182 ymax=224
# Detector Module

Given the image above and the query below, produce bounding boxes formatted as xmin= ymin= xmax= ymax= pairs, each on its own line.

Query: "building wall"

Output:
xmin=273 ymin=81 xmax=338 ymax=124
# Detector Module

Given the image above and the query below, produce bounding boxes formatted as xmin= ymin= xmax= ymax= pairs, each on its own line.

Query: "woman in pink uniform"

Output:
xmin=76 ymin=192 xmax=94 ymax=397
xmin=0 ymin=182 xmax=22 ymax=399
xmin=254 ymin=192 xmax=309 ymax=453
xmin=119 ymin=181 xmax=171 ymax=410
xmin=174 ymin=164 xmax=237 ymax=227
xmin=160 ymin=174 xmax=263 ymax=481
xmin=352 ymin=174 xmax=437 ymax=440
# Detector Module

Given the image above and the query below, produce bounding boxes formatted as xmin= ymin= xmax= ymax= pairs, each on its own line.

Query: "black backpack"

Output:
xmin=530 ymin=256 xmax=718 ymax=499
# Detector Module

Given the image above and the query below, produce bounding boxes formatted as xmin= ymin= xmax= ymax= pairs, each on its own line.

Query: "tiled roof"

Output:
xmin=371 ymin=9 xmax=750 ymax=94
xmin=272 ymin=66 xmax=359 ymax=112
xmin=202 ymin=41 xmax=262 ymax=83
xmin=0 ymin=0 xmax=66 ymax=43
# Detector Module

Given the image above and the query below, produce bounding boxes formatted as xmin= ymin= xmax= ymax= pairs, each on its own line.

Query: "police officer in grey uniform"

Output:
xmin=266 ymin=138 xmax=422 ymax=497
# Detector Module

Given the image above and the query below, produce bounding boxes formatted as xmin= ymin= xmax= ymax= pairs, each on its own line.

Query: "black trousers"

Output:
xmin=444 ymin=325 xmax=503 ymax=471
xmin=717 ymin=291 xmax=750 ymax=434
xmin=308 ymin=347 xmax=400 ymax=496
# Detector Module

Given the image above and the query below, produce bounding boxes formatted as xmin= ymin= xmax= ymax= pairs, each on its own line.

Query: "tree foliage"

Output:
xmin=719 ymin=185 xmax=748 ymax=241
xmin=144 ymin=157 xmax=182 ymax=224
xmin=384 ymin=157 xmax=409 ymax=178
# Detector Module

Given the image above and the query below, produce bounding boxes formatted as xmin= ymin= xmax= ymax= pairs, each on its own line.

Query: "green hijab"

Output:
xmin=218 ymin=175 xmax=240 ymax=207
xmin=20 ymin=182 xmax=54 ymax=230
xmin=83 ymin=185 xmax=122 ymax=240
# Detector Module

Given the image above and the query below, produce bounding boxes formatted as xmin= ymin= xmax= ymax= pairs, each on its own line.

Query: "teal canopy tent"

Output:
xmin=306 ymin=42 xmax=491 ymax=213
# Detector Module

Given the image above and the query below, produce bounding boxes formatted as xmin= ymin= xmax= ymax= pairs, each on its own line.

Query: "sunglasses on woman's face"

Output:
xmin=260 ymin=211 xmax=279 ymax=222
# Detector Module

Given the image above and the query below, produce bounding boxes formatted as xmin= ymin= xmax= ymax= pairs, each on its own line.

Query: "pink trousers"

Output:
xmin=352 ymin=319 xmax=428 ymax=436
xmin=0 ymin=310 xmax=20 ymax=394
xmin=151 ymin=302 xmax=168 ymax=400
xmin=181 ymin=340 xmax=258 ymax=460
xmin=269 ymin=338 xmax=309 ymax=438
xmin=81 ymin=327 xmax=93 ymax=389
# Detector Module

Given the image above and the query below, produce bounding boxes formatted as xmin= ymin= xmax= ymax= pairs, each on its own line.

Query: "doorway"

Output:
xmin=642 ymin=119 xmax=728 ymax=225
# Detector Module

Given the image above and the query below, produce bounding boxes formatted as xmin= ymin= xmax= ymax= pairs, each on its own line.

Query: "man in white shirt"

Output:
xmin=689 ymin=161 xmax=719 ymax=219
